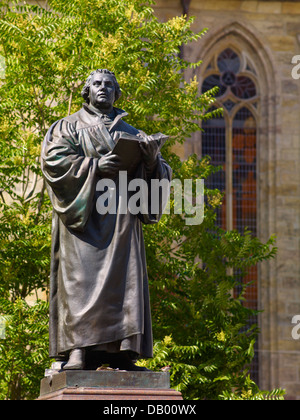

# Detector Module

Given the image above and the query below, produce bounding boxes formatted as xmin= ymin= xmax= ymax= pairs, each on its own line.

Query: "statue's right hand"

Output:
xmin=98 ymin=152 xmax=121 ymax=177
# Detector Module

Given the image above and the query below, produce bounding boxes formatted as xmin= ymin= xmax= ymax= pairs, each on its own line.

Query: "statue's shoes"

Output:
xmin=63 ymin=348 xmax=85 ymax=370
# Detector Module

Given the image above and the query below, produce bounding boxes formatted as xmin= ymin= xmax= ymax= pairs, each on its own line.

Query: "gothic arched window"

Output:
xmin=201 ymin=47 xmax=259 ymax=381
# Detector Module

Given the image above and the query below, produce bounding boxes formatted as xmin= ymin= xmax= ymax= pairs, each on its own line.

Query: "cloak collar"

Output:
xmin=82 ymin=103 xmax=128 ymax=132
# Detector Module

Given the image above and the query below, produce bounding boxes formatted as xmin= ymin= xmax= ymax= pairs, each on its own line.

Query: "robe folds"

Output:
xmin=41 ymin=104 xmax=172 ymax=359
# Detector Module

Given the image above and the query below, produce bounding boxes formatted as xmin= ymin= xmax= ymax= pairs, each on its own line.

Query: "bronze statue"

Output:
xmin=41 ymin=69 xmax=171 ymax=371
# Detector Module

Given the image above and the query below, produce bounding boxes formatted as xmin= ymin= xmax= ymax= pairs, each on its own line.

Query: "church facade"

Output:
xmin=153 ymin=0 xmax=300 ymax=399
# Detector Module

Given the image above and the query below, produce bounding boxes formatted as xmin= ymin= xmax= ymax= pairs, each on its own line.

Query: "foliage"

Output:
xmin=0 ymin=290 xmax=49 ymax=400
xmin=137 ymin=154 xmax=280 ymax=399
xmin=139 ymin=339 xmax=285 ymax=400
xmin=0 ymin=0 xmax=283 ymax=400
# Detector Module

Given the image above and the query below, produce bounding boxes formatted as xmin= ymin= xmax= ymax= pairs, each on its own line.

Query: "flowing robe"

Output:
xmin=41 ymin=104 xmax=172 ymax=359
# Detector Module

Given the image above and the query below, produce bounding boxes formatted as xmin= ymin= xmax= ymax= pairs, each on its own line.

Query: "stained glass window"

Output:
xmin=201 ymin=74 xmax=226 ymax=97
xmin=232 ymin=107 xmax=257 ymax=236
xmin=201 ymin=48 xmax=259 ymax=383
xmin=232 ymin=76 xmax=256 ymax=99
xmin=217 ymin=48 xmax=241 ymax=74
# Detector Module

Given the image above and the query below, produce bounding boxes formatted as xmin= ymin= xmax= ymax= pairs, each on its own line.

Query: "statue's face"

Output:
xmin=89 ymin=72 xmax=116 ymax=110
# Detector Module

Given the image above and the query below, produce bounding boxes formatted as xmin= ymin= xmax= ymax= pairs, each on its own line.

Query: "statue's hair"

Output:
xmin=81 ymin=69 xmax=122 ymax=104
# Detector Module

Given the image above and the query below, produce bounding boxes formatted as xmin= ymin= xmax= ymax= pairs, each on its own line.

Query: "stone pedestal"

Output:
xmin=38 ymin=370 xmax=183 ymax=400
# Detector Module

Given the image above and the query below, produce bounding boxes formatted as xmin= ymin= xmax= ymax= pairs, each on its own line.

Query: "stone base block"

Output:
xmin=38 ymin=386 xmax=182 ymax=400
xmin=38 ymin=370 xmax=183 ymax=401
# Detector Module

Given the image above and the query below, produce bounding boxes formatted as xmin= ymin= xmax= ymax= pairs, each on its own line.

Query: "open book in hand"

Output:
xmin=112 ymin=132 xmax=168 ymax=176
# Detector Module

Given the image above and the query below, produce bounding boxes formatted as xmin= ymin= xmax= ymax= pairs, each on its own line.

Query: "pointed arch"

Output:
xmin=198 ymin=21 xmax=277 ymax=97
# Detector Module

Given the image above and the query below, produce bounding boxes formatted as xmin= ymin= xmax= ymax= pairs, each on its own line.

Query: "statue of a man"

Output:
xmin=41 ymin=69 xmax=172 ymax=371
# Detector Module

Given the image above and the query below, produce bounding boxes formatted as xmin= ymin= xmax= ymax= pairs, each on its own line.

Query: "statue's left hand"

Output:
xmin=138 ymin=132 xmax=159 ymax=170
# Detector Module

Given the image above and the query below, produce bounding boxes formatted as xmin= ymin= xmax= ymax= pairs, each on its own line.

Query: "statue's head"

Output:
xmin=81 ymin=69 xmax=122 ymax=107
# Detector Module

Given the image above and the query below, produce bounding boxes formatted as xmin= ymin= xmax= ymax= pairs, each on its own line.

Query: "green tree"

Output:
xmin=0 ymin=0 xmax=284 ymax=399
xmin=135 ymin=151 xmax=282 ymax=399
